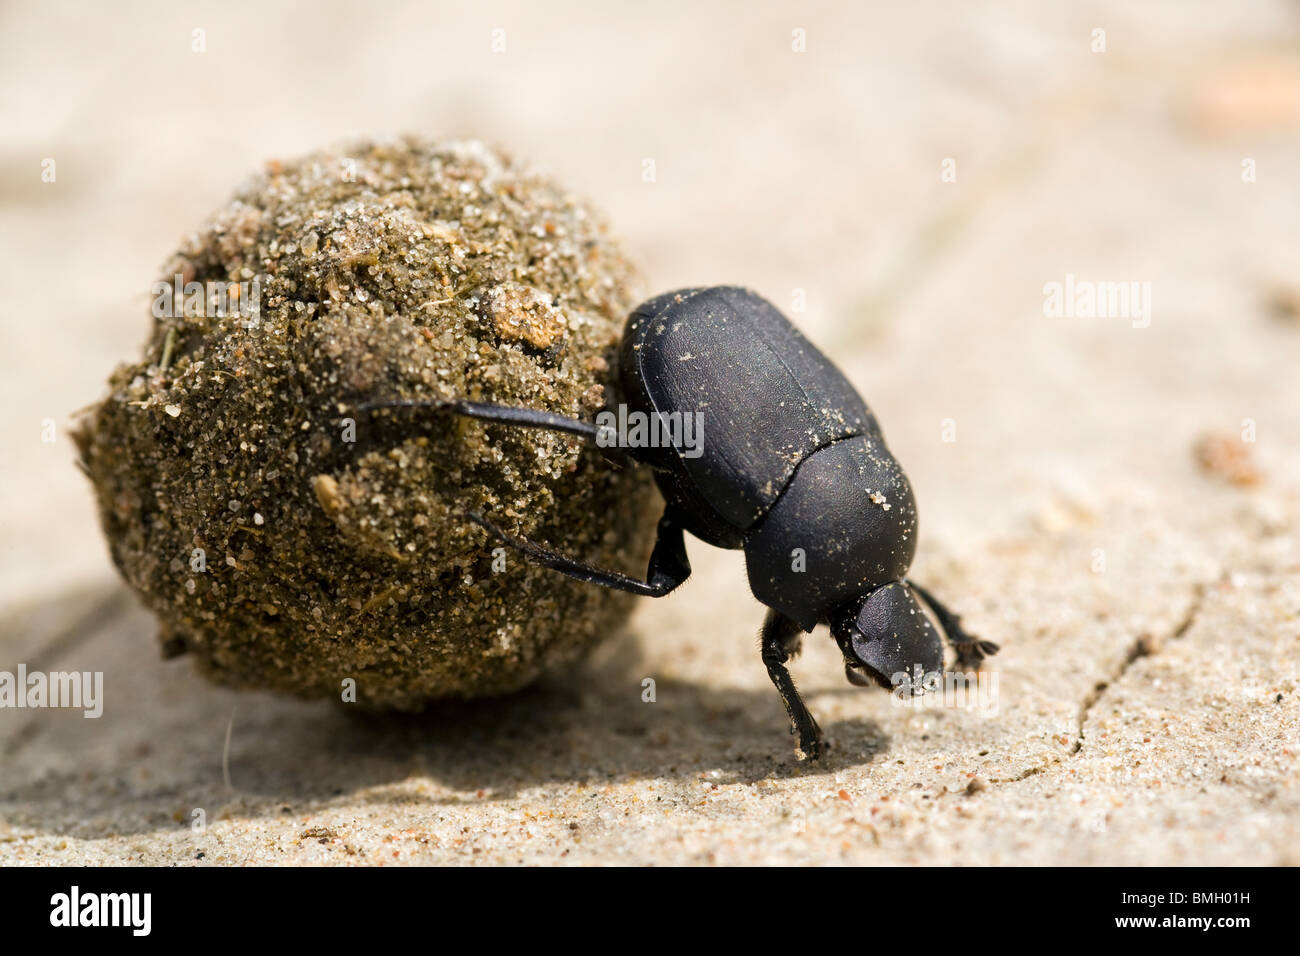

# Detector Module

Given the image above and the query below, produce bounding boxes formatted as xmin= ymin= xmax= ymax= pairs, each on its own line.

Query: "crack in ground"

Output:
xmin=988 ymin=580 xmax=1211 ymax=786
xmin=1071 ymin=581 xmax=1209 ymax=755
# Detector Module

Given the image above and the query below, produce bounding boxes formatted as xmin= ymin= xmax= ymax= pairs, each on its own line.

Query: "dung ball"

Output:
xmin=75 ymin=136 xmax=658 ymax=708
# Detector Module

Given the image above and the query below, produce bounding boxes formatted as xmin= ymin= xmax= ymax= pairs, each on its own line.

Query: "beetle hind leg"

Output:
xmin=356 ymin=397 xmax=609 ymax=443
xmin=466 ymin=507 xmax=691 ymax=598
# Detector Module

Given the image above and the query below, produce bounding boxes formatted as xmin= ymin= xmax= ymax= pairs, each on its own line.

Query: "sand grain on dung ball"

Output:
xmin=75 ymin=136 xmax=658 ymax=707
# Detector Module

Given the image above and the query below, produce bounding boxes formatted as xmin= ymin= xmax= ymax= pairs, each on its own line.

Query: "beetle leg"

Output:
xmin=760 ymin=609 xmax=825 ymax=760
xmin=466 ymin=508 xmax=691 ymax=598
xmin=356 ymin=398 xmax=632 ymax=452
xmin=906 ymin=581 xmax=999 ymax=670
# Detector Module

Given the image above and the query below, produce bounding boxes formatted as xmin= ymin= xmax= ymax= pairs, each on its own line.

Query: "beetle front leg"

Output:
xmin=906 ymin=581 xmax=999 ymax=670
xmin=760 ymin=609 xmax=825 ymax=760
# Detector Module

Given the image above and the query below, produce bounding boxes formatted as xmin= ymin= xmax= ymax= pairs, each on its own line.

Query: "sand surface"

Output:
xmin=2 ymin=0 xmax=1298 ymax=865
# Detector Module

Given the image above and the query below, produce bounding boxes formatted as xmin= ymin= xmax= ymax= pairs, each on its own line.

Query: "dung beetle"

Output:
xmin=362 ymin=286 xmax=997 ymax=759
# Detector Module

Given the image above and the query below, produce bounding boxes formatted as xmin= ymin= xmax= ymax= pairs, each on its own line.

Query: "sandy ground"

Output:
xmin=2 ymin=0 xmax=1298 ymax=865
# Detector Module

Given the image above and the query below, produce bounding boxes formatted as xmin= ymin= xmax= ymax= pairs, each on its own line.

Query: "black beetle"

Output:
xmin=362 ymin=286 xmax=996 ymax=759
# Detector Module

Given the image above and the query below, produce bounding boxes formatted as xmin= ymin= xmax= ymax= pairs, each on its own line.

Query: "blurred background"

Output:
xmin=1 ymin=1 xmax=1298 ymax=864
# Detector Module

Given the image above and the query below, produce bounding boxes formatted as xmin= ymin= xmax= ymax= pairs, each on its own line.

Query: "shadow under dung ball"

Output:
xmin=76 ymin=137 xmax=658 ymax=708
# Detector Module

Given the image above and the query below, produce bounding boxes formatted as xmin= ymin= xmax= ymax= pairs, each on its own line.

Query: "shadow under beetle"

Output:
xmin=362 ymin=287 xmax=997 ymax=760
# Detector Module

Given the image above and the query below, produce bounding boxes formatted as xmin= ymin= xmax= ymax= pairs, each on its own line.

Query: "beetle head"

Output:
xmin=832 ymin=582 xmax=943 ymax=692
